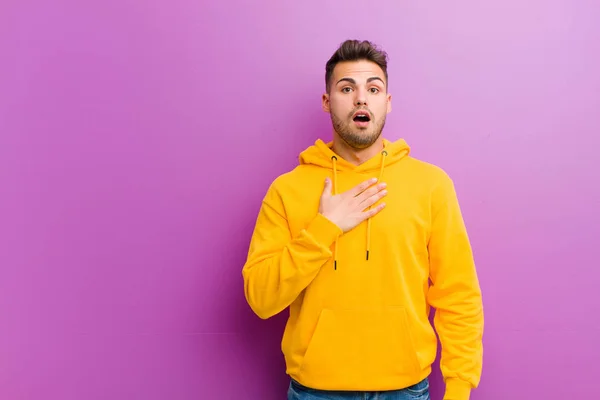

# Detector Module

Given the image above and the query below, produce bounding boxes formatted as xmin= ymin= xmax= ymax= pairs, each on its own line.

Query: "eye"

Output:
xmin=369 ymin=87 xmax=380 ymax=93
xmin=341 ymin=87 xmax=353 ymax=93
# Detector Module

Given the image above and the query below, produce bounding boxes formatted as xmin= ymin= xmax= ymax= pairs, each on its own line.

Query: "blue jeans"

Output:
xmin=287 ymin=377 xmax=430 ymax=400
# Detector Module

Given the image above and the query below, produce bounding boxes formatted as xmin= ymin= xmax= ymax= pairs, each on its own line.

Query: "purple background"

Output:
xmin=1 ymin=0 xmax=599 ymax=399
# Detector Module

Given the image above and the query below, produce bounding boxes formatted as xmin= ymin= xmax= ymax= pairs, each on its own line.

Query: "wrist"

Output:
xmin=309 ymin=213 xmax=343 ymax=245
xmin=320 ymin=212 xmax=343 ymax=232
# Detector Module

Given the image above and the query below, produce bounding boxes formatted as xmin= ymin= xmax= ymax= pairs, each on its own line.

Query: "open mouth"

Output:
xmin=352 ymin=111 xmax=371 ymax=123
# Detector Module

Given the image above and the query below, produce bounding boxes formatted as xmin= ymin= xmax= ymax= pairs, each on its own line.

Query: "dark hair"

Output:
xmin=325 ymin=40 xmax=389 ymax=91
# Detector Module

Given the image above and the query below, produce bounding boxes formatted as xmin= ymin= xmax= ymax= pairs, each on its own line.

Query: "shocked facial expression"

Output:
xmin=323 ymin=60 xmax=392 ymax=149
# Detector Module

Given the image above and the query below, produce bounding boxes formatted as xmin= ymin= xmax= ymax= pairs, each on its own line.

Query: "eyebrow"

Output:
xmin=336 ymin=77 xmax=385 ymax=86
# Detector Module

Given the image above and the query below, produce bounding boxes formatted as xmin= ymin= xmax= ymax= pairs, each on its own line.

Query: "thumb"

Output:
xmin=322 ymin=177 xmax=332 ymax=197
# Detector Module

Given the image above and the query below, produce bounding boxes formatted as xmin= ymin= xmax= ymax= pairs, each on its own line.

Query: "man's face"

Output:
xmin=323 ymin=60 xmax=392 ymax=149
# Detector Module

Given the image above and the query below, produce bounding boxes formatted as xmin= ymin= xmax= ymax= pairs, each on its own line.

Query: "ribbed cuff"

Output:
xmin=305 ymin=213 xmax=342 ymax=248
xmin=444 ymin=378 xmax=472 ymax=400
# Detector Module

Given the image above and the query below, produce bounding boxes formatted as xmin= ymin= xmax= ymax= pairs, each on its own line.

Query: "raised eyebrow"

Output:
xmin=336 ymin=77 xmax=356 ymax=86
xmin=367 ymin=77 xmax=385 ymax=85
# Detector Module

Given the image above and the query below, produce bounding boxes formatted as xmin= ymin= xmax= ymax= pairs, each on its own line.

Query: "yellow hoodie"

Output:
xmin=242 ymin=138 xmax=483 ymax=400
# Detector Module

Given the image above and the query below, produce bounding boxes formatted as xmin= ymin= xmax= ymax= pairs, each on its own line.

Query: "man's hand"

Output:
xmin=319 ymin=177 xmax=387 ymax=233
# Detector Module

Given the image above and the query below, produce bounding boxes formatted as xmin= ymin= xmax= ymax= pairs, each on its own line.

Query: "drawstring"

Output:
xmin=330 ymin=150 xmax=387 ymax=270
xmin=331 ymin=156 xmax=338 ymax=270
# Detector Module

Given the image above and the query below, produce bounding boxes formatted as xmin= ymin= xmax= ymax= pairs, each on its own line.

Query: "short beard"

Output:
xmin=330 ymin=110 xmax=386 ymax=150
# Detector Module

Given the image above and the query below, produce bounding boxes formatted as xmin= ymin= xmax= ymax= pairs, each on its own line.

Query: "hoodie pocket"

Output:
xmin=299 ymin=307 xmax=421 ymax=383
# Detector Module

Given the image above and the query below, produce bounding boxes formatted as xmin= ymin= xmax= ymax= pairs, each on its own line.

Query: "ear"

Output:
xmin=322 ymin=92 xmax=331 ymax=113
xmin=386 ymin=92 xmax=392 ymax=114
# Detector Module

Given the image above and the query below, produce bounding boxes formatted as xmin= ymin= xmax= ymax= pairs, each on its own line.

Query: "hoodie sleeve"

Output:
xmin=426 ymin=175 xmax=484 ymax=400
xmin=242 ymin=181 xmax=342 ymax=319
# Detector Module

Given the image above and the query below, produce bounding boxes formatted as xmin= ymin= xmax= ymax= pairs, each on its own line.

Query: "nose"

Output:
xmin=355 ymin=87 xmax=367 ymax=106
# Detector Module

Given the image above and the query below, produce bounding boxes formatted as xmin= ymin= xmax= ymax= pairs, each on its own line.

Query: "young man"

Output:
xmin=242 ymin=40 xmax=483 ymax=400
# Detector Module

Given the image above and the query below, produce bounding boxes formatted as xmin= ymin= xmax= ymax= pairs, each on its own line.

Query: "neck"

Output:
xmin=331 ymin=135 xmax=384 ymax=166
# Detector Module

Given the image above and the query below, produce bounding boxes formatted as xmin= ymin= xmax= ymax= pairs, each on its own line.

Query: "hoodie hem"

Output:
xmin=289 ymin=367 xmax=432 ymax=392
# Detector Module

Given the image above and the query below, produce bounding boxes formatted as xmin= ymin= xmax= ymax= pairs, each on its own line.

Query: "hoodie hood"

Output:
xmin=298 ymin=138 xmax=411 ymax=269
xmin=299 ymin=138 xmax=410 ymax=172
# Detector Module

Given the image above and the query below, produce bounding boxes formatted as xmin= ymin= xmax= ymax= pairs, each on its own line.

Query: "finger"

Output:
xmin=359 ymin=189 xmax=388 ymax=209
xmin=363 ymin=202 xmax=386 ymax=218
xmin=357 ymin=184 xmax=387 ymax=204
xmin=347 ymin=178 xmax=378 ymax=197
